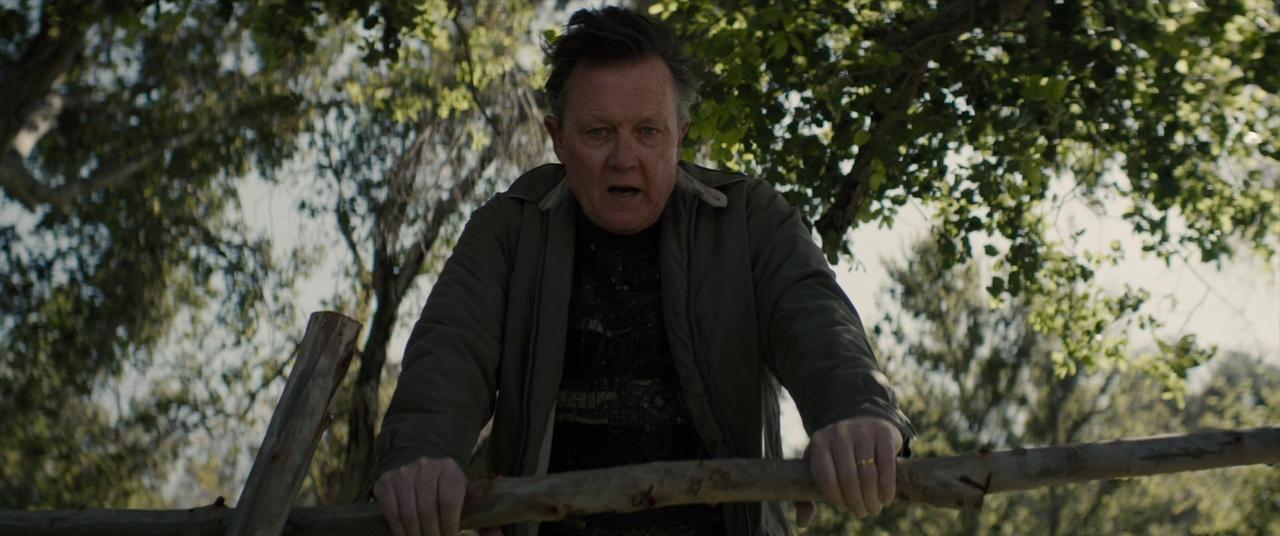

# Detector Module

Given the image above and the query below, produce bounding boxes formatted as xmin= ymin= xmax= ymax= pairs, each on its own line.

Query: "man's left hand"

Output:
xmin=795 ymin=416 xmax=904 ymax=526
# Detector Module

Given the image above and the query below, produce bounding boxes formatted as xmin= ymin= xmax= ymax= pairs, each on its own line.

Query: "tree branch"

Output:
xmin=324 ymin=126 xmax=370 ymax=285
xmin=813 ymin=0 xmax=1046 ymax=256
xmin=0 ymin=150 xmax=52 ymax=210
xmin=1 ymin=128 xmax=201 ymax=212
xmin=0 ymin=145 xmax=164 ymax=212
xmin=0 ymin=2 xmax=100 ymax=152
xmin=336 ymin=61 xmax=542 ymax=503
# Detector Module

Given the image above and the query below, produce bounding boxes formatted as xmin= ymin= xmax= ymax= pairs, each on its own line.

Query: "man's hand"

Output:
xmin=796 ymin=416 xmax=904 ymax=526
xmin=374 ymin=456 xmax=481 ymax=536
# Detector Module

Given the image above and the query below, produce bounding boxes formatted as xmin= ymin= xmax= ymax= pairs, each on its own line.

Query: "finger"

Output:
xmin=396 ymin=467 xmax=423 ymax=536
xmin=832 ymin=436 xmax=868 ymax=518
xmin=437 ymin=462 xmax=466 ymax=535
xmin=416 ymin=464 xmax=440 ymax=536
xmin=853 ymin=433 xmax=882 ymax=516
xmin=876 ymin=430 xmax=898 ymax=506
xmin=808 ymin=440 xmax=843 ymax=511
xmin=793 ymin=500 xmax=815 ymax=527
xmin=375 ymin=478 xmax=407 ymax=536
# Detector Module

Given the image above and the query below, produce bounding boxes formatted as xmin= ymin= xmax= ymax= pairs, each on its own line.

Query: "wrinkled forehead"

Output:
xmin=559 ymin=56 xmax=680 ymax=122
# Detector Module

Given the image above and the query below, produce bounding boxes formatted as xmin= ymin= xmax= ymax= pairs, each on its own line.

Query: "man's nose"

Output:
xmin=607 ymin=133 xmax=640 ymax=169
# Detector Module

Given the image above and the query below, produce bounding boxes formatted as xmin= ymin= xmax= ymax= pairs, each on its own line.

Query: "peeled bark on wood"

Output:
xmin=461 ymin=426 xmax=1280 ymax=523
xmin=895 ymin=426 xmax=1279 ymax=509
xmin=1 ymin=428 xmax=1275 ymax=535
xmin=225 ymin=312 xmax=362 ymax=536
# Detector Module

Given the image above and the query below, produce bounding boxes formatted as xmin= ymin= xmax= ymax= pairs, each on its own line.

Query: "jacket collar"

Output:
xmin=537 ymin=164 xmax=729 ymax=210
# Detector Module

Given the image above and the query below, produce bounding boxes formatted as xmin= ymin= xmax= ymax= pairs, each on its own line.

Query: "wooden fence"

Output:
xmin=2 ymin=311 xmax=1276 ymax=535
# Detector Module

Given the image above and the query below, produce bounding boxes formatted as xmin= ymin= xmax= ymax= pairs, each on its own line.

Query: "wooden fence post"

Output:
xmin=226 ymin=311 xmax=362 ymax=536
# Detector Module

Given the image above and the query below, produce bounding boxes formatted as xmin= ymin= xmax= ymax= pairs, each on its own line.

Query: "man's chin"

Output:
xmin=595 ymin=214 xmax=657 ymax=235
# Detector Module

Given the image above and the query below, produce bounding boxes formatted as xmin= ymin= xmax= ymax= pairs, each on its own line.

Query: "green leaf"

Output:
xmin=987 ymin=276 xmax=1006 ymax=296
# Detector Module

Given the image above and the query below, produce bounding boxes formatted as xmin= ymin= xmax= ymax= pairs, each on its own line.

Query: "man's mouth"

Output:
xmin=607 ymin=186 xmax=641 ymax=196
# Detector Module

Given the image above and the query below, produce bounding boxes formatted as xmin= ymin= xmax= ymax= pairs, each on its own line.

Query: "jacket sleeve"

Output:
xmin=372 ymin=197 xmax=512 ymax=479
xmin=744 ymin=179 xmax=914 ymax=446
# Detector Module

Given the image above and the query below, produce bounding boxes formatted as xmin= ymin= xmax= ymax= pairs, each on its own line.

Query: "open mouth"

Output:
xmin=607 ymin=186 xmax=641 ymax=196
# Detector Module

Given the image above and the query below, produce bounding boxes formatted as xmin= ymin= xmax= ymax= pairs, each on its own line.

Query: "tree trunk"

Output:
xmin=336 ymin=295 xmax=399 ymax=503
xmin=334 ymin=129 xmax=497 ymax=503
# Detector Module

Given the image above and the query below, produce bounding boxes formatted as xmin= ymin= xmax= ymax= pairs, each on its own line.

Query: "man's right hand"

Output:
xmin=373 ymin=456 xmax=470 ymax=536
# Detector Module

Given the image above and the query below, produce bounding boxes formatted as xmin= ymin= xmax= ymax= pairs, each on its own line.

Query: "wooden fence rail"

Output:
xmin=2 ymin=311 xmax=1275 ymax=535
xmin=2 ymin=427 xmax=1276 ymax=535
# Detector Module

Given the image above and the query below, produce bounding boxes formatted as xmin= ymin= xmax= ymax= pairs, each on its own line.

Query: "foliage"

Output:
xmin=0 ymin=389 xmax=182 ymax=508
xmin=656 ymin=0 xmax=1278 ymax=375
xmin=281 ymin=0 xmax=549 ymax=503
xmin=799 ymin=239 xmax=1280 ymax=535
xmin=1 ymin=0 xmax=553 ymax=507
xmin=3 ymin=0 xmax=1275 ymax=516
xmin=0 ymin=0 xmax=423 ymax=507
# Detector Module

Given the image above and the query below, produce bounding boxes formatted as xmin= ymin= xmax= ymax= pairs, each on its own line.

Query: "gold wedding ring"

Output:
xmin=856 ymin=458 xmax=876 ymax=467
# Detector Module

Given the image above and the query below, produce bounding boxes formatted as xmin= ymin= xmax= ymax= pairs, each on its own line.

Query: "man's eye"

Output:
xmin=639 ymin=127 xmax=659 ymax=136
xmin=587 ymin=128 xmax=609 ymax=137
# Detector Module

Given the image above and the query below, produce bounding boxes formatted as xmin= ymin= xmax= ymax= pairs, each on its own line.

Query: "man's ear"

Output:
xmin=671 ymin=120 xmax=691 ymax=161
xmin=543 ymin=115 xmax=564 ymax=162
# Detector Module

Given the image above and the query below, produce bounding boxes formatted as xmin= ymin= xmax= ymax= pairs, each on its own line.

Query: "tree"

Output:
xmin=7 ymin=0 xmax=1274 ymax=513
xmin=799 ymin=238 xmax=1280 ymax=535
xmin=657 ymin=0 xmax=1279 ymax=375
xmin=0 ymin=0 xmax=423 ymax=507
xmin=286 ymin=0 xmax=550 ymax=503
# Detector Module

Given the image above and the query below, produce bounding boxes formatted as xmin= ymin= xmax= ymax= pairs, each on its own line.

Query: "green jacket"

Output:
xmin=374 ymin=162 xmax=913 ymax=535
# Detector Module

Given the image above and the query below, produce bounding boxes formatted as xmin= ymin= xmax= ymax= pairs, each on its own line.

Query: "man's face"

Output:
xmin=544 ymin=56 xmax=688 ymax=235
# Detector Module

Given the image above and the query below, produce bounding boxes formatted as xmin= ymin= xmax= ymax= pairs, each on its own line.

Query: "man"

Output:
xmin=372 ymin=7 xmax=912 ymax=536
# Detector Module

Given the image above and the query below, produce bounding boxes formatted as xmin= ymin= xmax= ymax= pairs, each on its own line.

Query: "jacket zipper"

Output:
xmin=687 ymin=202 xmax=750 ymax=534
xmin=513 ymin=223 xmax=549 ymax=476
xmin=685 ymin=203 xmax=735 ymax=457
